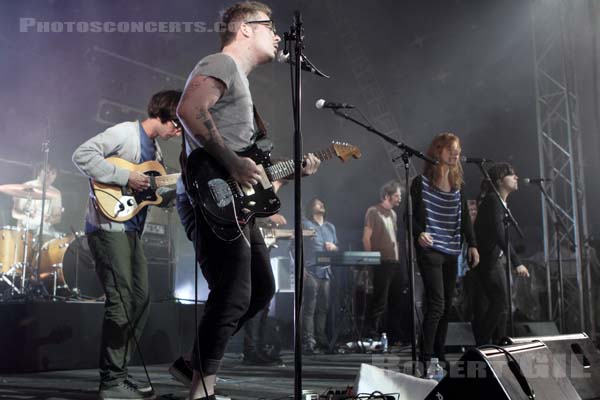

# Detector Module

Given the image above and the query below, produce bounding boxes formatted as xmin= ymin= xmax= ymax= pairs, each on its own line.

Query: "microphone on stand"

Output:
xmin=460 ymin=156 xmax=494 ymax=164
xmin=522 ymin=177 xmax=552 ymax=184
xmin=276 ymin=50 xmax=329 ymax=78
xmin=315 ymin=99 xmax=355 ymax=110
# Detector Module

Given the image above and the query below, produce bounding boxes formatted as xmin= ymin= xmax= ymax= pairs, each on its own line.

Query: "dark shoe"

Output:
xmin=125 ymin=375 xmax=153 ymax=395
xmin=98 ymin=381 xmax=155 ymax=400
xmin=302 ymin=345 xmax=322 ymax=355
xmin=168 ymin=356 xmax=192 ymax=387
xmin=260 ymin=347 xmax=284 ymax=365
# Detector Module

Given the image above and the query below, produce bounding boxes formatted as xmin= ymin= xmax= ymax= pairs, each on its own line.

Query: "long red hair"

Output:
xmin=423 ymin=132 xmax=464 ymax=190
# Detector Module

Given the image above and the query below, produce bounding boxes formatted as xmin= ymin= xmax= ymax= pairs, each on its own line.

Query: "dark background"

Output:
xmin=0 ymin=0 xmax=598 ymax=258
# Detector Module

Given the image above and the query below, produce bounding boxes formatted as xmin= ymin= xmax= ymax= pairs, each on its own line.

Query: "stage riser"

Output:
xmin=0 ymin=302 xmax=242 ymax=373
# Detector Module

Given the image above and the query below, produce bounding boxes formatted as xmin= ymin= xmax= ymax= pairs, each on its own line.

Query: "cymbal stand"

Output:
xmin=19 ymin=197 xmax=35 ymax=292
xmin=68 ymin=227 xmax=82 ymax=298
xmin=34 ymin=140 xmax=50 ymax=284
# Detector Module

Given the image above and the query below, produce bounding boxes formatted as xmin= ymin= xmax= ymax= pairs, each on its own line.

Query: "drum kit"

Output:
xmin=0 ymin=183 xmax=102 ymax=300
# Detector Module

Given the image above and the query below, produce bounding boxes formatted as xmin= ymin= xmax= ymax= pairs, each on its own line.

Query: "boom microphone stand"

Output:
xmin=475 ymin=163 xmax=525 ymax=336
xmin=531 ymin=181 xmax=574 ymax=333
xmin=328 ymin=109 xmax=436 ymax=374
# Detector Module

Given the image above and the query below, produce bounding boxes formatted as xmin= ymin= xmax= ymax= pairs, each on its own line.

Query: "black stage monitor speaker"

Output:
xmin=505 ymin=333 xmax=600 ymax=400
xmin=515 ymin=321 xmax=559 ymax=337
xmin=445 ymin=322 xmax=476 ymax=352
xmin=425 ymin=341 xmax=582 ymax=400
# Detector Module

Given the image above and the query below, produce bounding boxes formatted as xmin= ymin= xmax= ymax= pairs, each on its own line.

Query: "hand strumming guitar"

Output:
xmin=230 ymin=156 xmax=262 ymax=187
xmin=128 ymin=171 xmax=150 ymax=192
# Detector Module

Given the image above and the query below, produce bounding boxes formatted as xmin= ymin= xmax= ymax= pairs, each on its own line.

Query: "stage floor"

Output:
xmin=0 ymin=350 xmax=456 ymax=400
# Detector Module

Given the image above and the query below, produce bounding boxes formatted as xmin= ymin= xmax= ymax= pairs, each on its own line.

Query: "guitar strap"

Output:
xmin=252 ymin=105 xmax=268 ymax=140
xmin=179 ymin=105 xmax=270 ymax=192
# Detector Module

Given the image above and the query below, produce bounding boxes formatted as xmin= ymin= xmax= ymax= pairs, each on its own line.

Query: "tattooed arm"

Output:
xmin=176 ymin=74 xmax=262 ymax=186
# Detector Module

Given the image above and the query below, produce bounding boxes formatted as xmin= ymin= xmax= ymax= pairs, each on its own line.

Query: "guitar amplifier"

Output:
xmin=144 ymin=207 xmax=173 ymax=228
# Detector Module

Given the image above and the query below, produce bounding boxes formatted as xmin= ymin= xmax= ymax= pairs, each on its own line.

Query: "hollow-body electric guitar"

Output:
xmin=92 ymin=157 xmax=179 ymax=222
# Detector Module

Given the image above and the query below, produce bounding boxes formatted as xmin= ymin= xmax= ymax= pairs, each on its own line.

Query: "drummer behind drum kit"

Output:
xmin=0 ymin=183 xmax=102 ymax=300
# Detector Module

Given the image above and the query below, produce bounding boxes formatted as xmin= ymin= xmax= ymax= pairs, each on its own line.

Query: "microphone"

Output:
xmin=522 ymin=177 xmax=552 ymax=184
xmin=315 ymin=99 xmax=355 ymax=110
xmin=460 ymin=156 xmax=493 ymax=164
xmin=276 ymin=49 xmax=292 ymax=64
xmin=276 ymin=50 xmax=329 ymax=78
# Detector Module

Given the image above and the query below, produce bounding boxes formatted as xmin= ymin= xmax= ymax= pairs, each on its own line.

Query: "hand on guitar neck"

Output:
xmin=301 ymin=153 xmax=321 ymax=177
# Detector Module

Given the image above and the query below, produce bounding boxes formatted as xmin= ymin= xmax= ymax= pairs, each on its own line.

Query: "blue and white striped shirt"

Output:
xmin=422 ymin=175 xmax=462 ymax=255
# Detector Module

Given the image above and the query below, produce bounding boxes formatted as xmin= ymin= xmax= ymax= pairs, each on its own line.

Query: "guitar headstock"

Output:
xmin=331 ymin=141 xmax=362 ymax=162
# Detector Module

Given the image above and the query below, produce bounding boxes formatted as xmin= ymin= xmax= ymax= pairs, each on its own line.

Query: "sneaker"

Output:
xmin=169 ymin=356 xmax=192 ymax=387
xmin=125 ymin=375 xmax=154 ymax=395
xmin=98 ymin=380 xmax=156 ymax=400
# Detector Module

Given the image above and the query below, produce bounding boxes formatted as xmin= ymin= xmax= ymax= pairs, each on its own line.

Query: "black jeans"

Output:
xmin=176 ymin=194 xmax=275 ymax=375
xmin=366 ymin=262 xmax=401 ymax=335
xmin=472 ymin=258 xmax=508 ymax=345
xmin=417 ymin=248 xmax=458 ymax=361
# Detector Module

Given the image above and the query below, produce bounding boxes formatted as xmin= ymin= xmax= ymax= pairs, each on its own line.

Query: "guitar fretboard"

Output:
xmin=154 ymin=173 xmax=180 ymax=187
xmin=266 ymin=146 xmax=338 ymax=181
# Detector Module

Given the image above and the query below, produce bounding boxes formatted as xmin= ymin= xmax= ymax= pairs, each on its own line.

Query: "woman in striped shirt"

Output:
xmin=410 ymin=132 xmax=479 ymax=365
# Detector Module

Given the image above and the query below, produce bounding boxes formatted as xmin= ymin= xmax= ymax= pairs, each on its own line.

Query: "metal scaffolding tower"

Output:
xmin=530 ymin=0 xmax=592 ymax=334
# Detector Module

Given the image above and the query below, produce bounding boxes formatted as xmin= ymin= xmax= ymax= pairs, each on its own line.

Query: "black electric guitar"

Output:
xmin=185 ymin=141 xmax=361 ymax=239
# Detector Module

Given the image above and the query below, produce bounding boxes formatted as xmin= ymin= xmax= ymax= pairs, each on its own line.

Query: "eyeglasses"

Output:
xmin=171 ymin=119 xmax=181 ymax=129
xmin=245 ymin=19 xmax=277 ymax=34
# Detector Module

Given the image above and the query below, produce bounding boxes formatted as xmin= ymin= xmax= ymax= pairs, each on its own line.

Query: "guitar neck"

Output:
xmin=272 ymin=228 xmax=315 ymax=239
xmin=266 ymin=146 xmax=338 ymax=181
xmin=153 ymin=173 xmax=180 ymax=188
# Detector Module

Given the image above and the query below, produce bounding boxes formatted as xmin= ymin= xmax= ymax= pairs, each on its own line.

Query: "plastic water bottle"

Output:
xmin=425 ymin=357 xmax=445 ymax=382
xmin=380 ymin=332 xmax=388 ymax=353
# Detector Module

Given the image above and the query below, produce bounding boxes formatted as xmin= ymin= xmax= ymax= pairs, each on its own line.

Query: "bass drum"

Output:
xmin=62 ymin=235 xmax=104 ymax=299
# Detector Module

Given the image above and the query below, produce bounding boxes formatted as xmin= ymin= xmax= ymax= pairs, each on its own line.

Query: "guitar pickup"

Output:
xmin=208 ymin=179 xmax=233 ymax=208
xmin=241 ymin=184 xmax=255 ymax=196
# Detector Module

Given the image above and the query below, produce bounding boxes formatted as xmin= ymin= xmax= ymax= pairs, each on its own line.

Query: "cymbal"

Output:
xmin=0 ymin=184 xmax=58 ymax=200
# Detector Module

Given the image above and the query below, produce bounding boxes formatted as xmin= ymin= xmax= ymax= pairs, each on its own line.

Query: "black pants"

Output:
xmin=176 ymin=194 xmax=275 ymax=375
xmin=243 ymin=305 xmax=269 ymax=354
xmin=365 ymin=262 xmax=401 ymax=335
xmin=417 ymin=248 xmax=458 ymax=361
xmin=472 ymin=258 xmax=508 ymax=345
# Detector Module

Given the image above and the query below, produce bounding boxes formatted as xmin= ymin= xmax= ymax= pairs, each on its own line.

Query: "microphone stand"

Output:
xmin=286 ymin=12 xmax=306 ymax=400
xmin=331 ymin=109 xmax=436 ymax=375
xmin=475 ymin=163 xmax=525 ymax=337
xmin=283 ymin=13 xmax=329 ymax=397
xmin=531 ymin=182 xmax=574 ymax=333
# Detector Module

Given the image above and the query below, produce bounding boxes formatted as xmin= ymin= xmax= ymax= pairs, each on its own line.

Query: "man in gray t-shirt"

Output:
xmin=183 ymin=52 xmax=254 ymax=154
xmin=174 ymin=3 xmax=320 ymax=399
